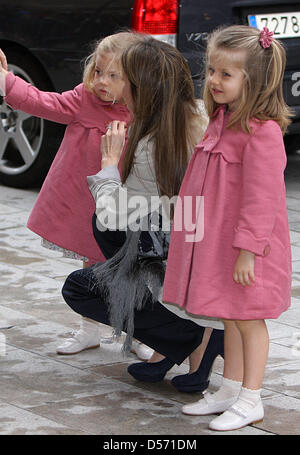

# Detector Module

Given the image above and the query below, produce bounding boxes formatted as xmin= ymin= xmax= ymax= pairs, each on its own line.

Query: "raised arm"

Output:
xmin=3 ymin=71 xmax=82 ymax=125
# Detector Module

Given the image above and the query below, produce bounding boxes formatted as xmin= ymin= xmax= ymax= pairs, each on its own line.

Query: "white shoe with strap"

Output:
xmin=209 ymin=398 xmax=264 ymax=431
xmin=182 ymin=390 xmax=238 ymax=416
xmin=56 ymin=318 xmax=100 ymax=355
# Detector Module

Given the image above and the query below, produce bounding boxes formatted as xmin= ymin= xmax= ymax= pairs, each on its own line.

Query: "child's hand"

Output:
xmin=233 ymin=249 xmax=256 ymax=287
xmin=0 ymin=48 xmax=8 ymax=74
xmin=101 ymin=120 xmax=126 ymax=168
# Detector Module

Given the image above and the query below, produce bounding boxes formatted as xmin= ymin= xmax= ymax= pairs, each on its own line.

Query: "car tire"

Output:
xmin=0 ymin=47 xmax=65 ymax=188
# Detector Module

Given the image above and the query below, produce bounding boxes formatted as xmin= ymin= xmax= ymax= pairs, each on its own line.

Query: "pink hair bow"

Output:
xmin=259 ymin=27 xmax=274 ymax=48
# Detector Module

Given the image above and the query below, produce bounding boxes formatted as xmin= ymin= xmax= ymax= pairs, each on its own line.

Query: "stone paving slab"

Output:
xmin=0 ymin=402 xmax=88 ymax=435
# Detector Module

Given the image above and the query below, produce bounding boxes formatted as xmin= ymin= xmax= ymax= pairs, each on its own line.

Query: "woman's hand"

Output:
xmin=0 ymin=48 xmax=8 ymax=74
xmin=233 ymin=249 xmax=256 ymax=287
xmin=101 ymin=120 xmax=126 ymax=168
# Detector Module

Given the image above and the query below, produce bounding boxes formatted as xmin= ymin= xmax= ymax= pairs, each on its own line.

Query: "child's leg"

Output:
xmin=235 ymin=319 xmax=269 ymax=389
xmin=182 ymin=321 xmax=242 ymax=415
xmin=209 ymin=319 xmax=268 ymax=431
xmin=223 ymin=320 xmax=244 ymax=382
xmin=56 ymin=260 xmax=101 ymax=355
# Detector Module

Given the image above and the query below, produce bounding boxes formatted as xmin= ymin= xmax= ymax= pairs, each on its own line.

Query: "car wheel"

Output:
xmin=0 ymin=48 xmax=64 ymax=188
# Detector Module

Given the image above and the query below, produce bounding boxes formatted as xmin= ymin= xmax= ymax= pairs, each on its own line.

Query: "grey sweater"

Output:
xmin=87 ymin=135 xmax=168 ymax=232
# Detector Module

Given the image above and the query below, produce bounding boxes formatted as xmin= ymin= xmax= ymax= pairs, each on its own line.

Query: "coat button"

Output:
xmin=263 ymin=245 xmax=271 ymax=256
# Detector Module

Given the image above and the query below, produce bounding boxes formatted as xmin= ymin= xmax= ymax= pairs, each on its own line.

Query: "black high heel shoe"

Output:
xmin=171 ymin=328 xmax=224 ymax=393
xmin=127 ymin=357 xmax=175 ymax=382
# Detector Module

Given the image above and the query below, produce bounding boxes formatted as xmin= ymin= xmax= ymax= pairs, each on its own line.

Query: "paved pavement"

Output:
xmin=0 ymin=152 xmax=300 ymax=437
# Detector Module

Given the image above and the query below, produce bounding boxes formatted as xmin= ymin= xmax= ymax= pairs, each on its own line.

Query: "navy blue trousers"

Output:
xmin=61 ymin=214 xmax=204 ymax=364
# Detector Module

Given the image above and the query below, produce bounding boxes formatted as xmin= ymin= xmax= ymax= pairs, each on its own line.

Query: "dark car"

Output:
xmin=0 ymin=0 xmax=300 ymax=188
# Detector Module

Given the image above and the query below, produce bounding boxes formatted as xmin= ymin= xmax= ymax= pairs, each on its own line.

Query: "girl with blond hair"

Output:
xmin=163 ymin=24 xmax=292 ymax=430
xmin=0 ymin=31 xmax=153 ymax=359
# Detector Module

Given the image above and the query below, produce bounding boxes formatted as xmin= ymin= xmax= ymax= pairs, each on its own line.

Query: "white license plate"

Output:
xmin=248 ymin=12 xmax=300 ymax=38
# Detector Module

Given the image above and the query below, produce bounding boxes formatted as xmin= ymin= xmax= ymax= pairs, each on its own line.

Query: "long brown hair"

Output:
xmin=203 ymin=25 xmax=293 ymax=134
xmin=121 ymin=37 xmax=206 ymax=198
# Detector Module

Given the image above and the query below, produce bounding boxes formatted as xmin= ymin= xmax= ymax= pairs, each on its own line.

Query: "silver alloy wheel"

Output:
xmin=0 ymin=64 xmax=44 ymax=175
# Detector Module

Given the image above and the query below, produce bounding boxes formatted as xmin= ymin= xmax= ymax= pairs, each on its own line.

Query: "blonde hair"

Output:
xmin=83 ymin=30 xmax=145 ymax=95
xmin=203 ymin=25 xmax=293 ymax=134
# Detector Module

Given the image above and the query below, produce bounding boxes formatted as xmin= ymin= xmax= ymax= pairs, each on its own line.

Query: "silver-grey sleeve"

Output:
xmin=87 ymin=165 xmax=121 ymax=199
xmin=86 ymin=138 xmax=160 ymax=231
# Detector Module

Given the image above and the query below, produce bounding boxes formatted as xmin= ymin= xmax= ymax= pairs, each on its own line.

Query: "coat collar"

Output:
xmin=196 ymin=105 xmax=227 ymax=152
xmin=212 ymin=104 xmax=226 ymax=118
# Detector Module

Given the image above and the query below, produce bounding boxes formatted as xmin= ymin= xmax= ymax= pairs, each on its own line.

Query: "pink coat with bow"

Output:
xmin=5 ymin=72 xmax=131 ymax=263
xmin=163 ymin=106 xmax=291 ymax=320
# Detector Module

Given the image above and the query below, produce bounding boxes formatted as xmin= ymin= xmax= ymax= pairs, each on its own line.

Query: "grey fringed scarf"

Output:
xmin=90 ymin=216 xmax=169 ymax=354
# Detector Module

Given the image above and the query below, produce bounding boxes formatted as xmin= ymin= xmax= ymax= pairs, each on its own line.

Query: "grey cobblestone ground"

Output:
xmin=0 ymin=152 xmax=299 ymax=436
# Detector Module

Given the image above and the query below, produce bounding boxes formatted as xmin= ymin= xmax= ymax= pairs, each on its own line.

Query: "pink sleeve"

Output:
xmin=232 ymin=121 xmax=287 ymax=256
xmin=4 ymin=72 xmax=82 ymax=125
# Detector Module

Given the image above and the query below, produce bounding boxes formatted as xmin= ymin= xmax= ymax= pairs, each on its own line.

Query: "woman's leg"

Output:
xmin=169 ymin=326 xmax=224 ymax=392
xmin=151 ymin=327 xmax=223 ymax=367
xmin=148 ymin=327 xmax=212 ymax=366
xmin=92 ymin=215 xmax=153 ymax=360
xmin=62 ymin=266 xmax=205 ymax=366
xmin=129 ymin=324 xmax=224 ymax=389
xmin=82 ymin=261 xmax=100 ymax=336
xmin=188 ymin=327 xmax=213 ymax=372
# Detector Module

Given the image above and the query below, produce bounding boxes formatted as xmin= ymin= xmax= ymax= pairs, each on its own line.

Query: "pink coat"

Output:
xmin=5 ymin=72 xmax=131 ymax=263
xmin=163 ymin=106 xmax=292 ymax=320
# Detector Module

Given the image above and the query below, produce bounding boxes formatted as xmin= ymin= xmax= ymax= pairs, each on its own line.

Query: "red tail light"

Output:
xmin=131 ymin=0 xmax=179 ymax=36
